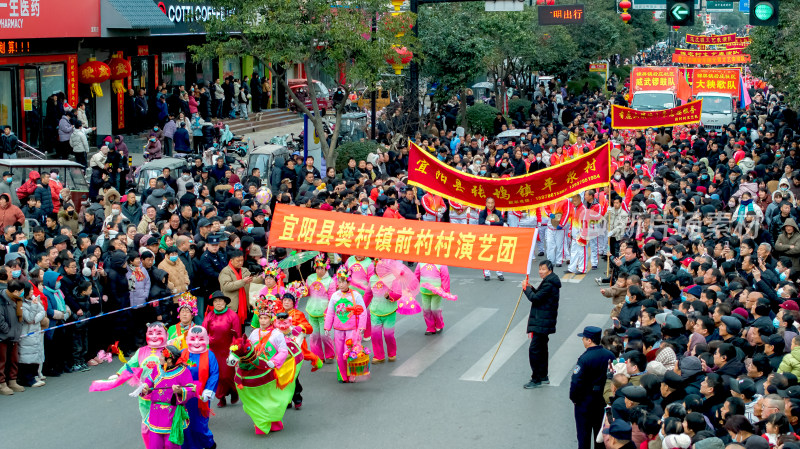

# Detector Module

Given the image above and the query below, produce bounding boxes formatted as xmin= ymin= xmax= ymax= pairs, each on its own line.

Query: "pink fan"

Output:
xmin=392 ymin=279 xmax=421 ymax=315
xmin=420 ymin=283 xmax=458 ymax=301
xmin=376 ymin=260 xmax=421 ymax=315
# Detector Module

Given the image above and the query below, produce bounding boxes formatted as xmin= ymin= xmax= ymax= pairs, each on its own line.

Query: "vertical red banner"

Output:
xmin=67 ymin=55 xmax=79 ymax=107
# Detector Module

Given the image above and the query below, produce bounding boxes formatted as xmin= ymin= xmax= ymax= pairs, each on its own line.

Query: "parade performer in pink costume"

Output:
xmin=182 ymin=326 xmax=219 ymax=449
xmin=202 ymin=290 xmax=241 ymax=408
xmin=324 ymin=267 xmax=367 ymax=382
xmin=304 ymin=255 xmax=336 ymax=363
xmin=414 ymin=263 xmax=452 ymax=335
xmin=99 ymin=322 xmax=169 ymax=448
xmin=140 ymin=345 xmax=196 ymax=449
xmin=345 ymin=255 xmax=373 ymax=339
xmin=369 ymin=259 xmax=399 ymax=364
xmin=233 ymin=297 xmax=302 ymax=436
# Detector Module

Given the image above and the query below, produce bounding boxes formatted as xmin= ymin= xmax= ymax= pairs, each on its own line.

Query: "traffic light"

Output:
xmin=666 ymin=0 xmax=694 ymax=27
xmin=750 ymin=0 xmax=779 ymax=26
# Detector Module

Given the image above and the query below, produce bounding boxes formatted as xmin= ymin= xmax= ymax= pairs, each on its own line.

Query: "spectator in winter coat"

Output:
xmin=1 ymin=126 xmax=18 ymax=159
xmin=775 ymin=217 xmax=800 ymax=269
xmin=33 ymin=173 xmax=54 ymax=215
xmin=15 ymin=171 xmax=39 ymax=204
xmin=0 ymin=172 xmax=19 ymax=207
xmin=158 ymin=247 xmax=190 ymax=296
xmin=18 ymin=291 xmax=46 ymax=387
xmin=56 ymin=114 xmax=73 ymax=159
xmin=21 ymin=195 xmax=44 ymax=225
xmin=145 ymin=136 xmax=163 ymax=160
xmin=0 ymin=194 xmax=23 ymax=232
xmin=0 ymin=280 xmax=24 ymax=394
xmin=173 ymin=122 xmax=191 ymax=153
xmin=121 ymin=190 xmax=142 ymax=225
xmin=69 ymin=122 xmax=90 ymax=167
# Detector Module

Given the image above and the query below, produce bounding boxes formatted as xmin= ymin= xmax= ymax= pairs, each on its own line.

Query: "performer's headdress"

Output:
xmin=256 ymin=295 xmax=283 ymax=316
xmin=336 ymin=266 xmax=351 ymax=283
xmin=313 ymin=254 xmax=330 ymax=270
xmin=263 ymin=261 xmax=281 ymax=279
xmin=176 ymin=292 xmax=198 ymax=316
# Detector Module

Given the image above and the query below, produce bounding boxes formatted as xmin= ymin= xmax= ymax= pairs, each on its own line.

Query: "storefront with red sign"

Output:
xmin=0 ymin=0 xmax=99 ymax=149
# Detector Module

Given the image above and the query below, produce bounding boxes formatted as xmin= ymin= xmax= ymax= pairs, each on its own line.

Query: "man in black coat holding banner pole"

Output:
xmin=522 ymin=259 xmax=561 ymax=389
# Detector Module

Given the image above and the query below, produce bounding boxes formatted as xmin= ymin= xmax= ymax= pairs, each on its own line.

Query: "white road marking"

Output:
xmin=390 ymin=307 xmax=498 ymax=378
xmin=459 ymin=318 xmax=529 ymax=382
xmin=549 ymin=314 xmax=609 ymax=387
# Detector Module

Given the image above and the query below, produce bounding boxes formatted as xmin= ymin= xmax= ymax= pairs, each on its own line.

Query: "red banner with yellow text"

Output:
xmin=611 ymin=99 xmax=703 ymax=130
xmin=686 ymin=33 xmax=736 ymax=45
xmin=268 ymin=204 xmax=537 ymax=273
xmin=691 ymin=68 xmax=740 ymax=96
xmin=407 ymin=141 xmax=610 ymax=211
xmin=672 ymin=49 xmax=750 ymax=65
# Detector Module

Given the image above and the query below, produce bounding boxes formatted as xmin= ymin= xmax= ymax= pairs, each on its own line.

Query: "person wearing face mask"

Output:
xmin=158 ymin=246 xmax=190 ymax=299
xmin=145 ymin=135 xmax=163 ymax=161
xmin=0 ymin=171 xmax=18 ymax=207
xmin=177 ymin=168 xmax=193 ymax=199
xmin=528 ymin=151 xmax=547 ymax=173
xmin=42 ymin=271 xmax=70 ymax=376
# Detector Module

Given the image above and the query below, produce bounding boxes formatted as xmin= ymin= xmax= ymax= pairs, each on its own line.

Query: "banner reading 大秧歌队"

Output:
xmin=406 ymin=141 xmax=610 ymax=211
xmin=268 ymin=204 xmax=538 ymax=273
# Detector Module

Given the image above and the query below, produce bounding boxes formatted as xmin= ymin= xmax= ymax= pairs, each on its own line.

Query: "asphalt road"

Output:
xmin=0 ymin=266 xmax=613 ymax=448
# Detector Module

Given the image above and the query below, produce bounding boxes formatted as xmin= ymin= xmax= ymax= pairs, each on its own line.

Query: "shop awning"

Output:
xmin=102 ymin=0 xmax=175 ymax=32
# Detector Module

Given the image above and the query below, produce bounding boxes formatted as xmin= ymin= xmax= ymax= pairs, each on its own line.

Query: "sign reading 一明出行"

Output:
xmin=537 ymin=5 xmax=585 ymax=25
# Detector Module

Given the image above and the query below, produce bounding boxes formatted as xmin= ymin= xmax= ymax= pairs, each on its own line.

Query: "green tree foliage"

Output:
xmin=188 ymin=0 xmax=417 ymax=168
xmin=747 ymin=0 xmax=800 ymax=105
xmin=335 ymin=141 xmax=380 ymax=172
xmin=418 ymin=1 xmax=666 ymax=104
xmin=466 ymin=104 xmax=502 ymax=135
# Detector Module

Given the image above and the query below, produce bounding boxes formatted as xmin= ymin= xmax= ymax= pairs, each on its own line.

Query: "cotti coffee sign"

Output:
xmin=153 ymin=1 xmax=227 ymax=34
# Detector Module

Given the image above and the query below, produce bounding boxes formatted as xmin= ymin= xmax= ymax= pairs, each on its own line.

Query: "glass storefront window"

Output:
xmin=196 ymin=60 xmax=212 ymax=85
xmin=0 ymin=70 xmax=14 ymax=134
xmin=161 ymin=52 xmax=186 ymax=87
xmin=222 ymin=58 xmax=241 ymax=81
xmin=39 ymin=63 xmax=65 ymax=116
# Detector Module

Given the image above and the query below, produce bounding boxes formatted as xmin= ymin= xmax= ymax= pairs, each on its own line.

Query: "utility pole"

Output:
xmin=371 ymin=13 xmax=378 ymax=140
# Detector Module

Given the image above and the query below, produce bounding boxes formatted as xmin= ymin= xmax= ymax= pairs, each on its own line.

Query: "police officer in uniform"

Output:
xmin=570 ymin=326 xmax=614 ymax=449
xmin=197 ymin=233 xmax=228 ymax=320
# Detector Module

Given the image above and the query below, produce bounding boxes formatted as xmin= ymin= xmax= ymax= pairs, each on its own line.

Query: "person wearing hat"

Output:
xmin=197 ymin=233 xmax=229 ymax=315
xmin=569 ymin=325 xmax=614 ymax=449
xmin=602 ymin=415 xmax=636 ymax=449
xmin=661 ymin=370 xmax=686 ymax=405
xmin=194 ymin=217 xmax=213 ymax=244
xmin=202 ymin=290 xmax=241 ymax=407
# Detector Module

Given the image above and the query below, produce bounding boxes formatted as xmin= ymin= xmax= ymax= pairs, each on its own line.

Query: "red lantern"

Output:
xmin=385 ymin=46 xmax=413 ymax=75
xmin=545 ymin=0 xmax=554 ymax=4
xmin=536 ymin=0 xmax=545 ymax=4
xmin=673 ymin=26 xmax=680 ymax=30
xmin=107 ymin=54 xmax=131 ymax=95
xmin=620 ymin=12 xmax=631 ymax=23
xmin=619 ymin=0 xmax=632 ymax=9
xmin=78 ymin=57 xmax=111 ymax=97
